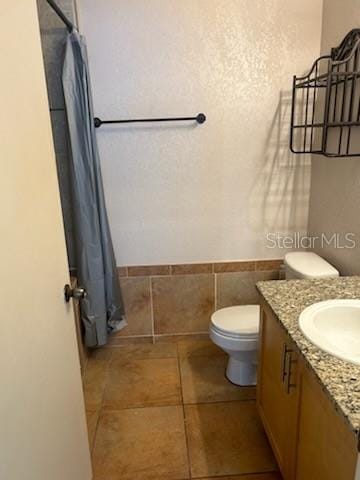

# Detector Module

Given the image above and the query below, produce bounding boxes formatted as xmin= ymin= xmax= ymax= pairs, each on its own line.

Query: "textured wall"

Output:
xmin=77 ymin=0 xmax=322 ymax=266
xmin=308 ymin=0 xmax=360 ymax=275
xmin=37 ymin=0 xmax=77 ymax=269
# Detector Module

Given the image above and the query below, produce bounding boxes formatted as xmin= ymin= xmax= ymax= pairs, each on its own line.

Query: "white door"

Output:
xmin=0 ymin=2 xmax=92 ymax=479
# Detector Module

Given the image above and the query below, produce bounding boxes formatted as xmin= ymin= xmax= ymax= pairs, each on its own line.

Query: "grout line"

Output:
xmin=108 ymin=332 xmax=210 ymax=346
xmin=183 ymin=397 xmax=257 ymax=407
xmin=101 ymin=347 xmax=179 ymax=360
xmin=176 ymin=342 xmax=193 ymax=480
xmin=82 ymin=351 xmax=89 ymax=375
xmin=191 ymin=471 xmax=280 ymax=479
xmin=155 ymin=331 xmax=209 ymax=337
xmin=149 ymin=276 xmax=155 ymax=344
xmin=111 ymin=334 xmax=153 ymax=339
xmin=97 ymin=402 xmax=184 ymax=413
xmin=176 ymin=344 xmax=184 ymax=406
xmin=104 ymin=344 xmax=152 ymax=349
xmin=88 ymin=409 xmax=100 ymax=456
xmin=92 ymin=396 xmax=257 ymax=413
xmin=214 ymin=272 xmax=218 ymax=311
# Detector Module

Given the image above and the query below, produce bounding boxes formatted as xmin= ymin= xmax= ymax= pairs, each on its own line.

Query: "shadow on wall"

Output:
xmin=249 ymin=90 xmax=311 ymax=249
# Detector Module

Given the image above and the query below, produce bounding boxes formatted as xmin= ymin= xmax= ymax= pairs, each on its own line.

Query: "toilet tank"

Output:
xmin=284 ymin=252 xmax=339 ymax=279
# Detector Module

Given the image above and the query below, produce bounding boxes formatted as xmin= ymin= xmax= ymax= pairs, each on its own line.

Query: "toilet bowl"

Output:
xmin=209 ymin=305 xmax=260 ymax=386
xmin=210 ymin=252 xmax=339 ymax=386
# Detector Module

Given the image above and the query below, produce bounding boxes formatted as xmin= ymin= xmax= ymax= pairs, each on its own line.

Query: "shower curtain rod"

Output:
xmin=45 ymin=0 xmax=75 ymax=32
xmin=44 ymin=1 xmax=207 ymax=127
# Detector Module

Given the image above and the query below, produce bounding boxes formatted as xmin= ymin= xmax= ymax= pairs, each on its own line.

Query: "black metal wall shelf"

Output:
xmin=290 ymin=29 xmax=360 ymax=157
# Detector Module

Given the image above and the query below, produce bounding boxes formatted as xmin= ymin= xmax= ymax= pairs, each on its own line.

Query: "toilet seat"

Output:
xmin=210 ymin=305 xmax=260 ymax=338
xmin=209 ymin=305 xmax=260 ymax=385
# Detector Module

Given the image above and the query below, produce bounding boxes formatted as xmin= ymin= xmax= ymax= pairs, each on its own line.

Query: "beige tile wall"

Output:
xmin=110 ymin=260 xmax=283 ymax=345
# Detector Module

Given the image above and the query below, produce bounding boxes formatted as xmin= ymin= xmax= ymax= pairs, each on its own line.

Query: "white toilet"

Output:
xmin=209 ymin=252 xmax=339 ymax=386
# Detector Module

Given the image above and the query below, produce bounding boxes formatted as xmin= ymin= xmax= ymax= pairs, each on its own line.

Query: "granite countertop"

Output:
xmin=257 ymin=276 xmax=360 ymax=436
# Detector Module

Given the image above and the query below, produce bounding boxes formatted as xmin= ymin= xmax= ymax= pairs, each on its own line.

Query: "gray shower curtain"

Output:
xmin=62 ymin=30 xmax=126 ymax=347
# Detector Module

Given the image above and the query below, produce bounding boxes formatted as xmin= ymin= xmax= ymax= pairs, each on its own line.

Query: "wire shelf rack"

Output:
xmin=290 ymin=29 xmax=360 ymax=157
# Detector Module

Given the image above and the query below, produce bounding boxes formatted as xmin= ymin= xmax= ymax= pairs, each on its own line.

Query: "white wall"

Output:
xmin=308 ymin=0 xmax=360 ymax=276
xmin=77 ymin=0 xmax=323 ymax=266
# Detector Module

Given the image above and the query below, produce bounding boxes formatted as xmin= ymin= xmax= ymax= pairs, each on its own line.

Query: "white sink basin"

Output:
xmin=299 ymin=299 xmax=360 ymax=365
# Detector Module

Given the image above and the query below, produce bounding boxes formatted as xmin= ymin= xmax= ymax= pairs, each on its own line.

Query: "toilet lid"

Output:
xmin=211 ymin=305 xmax=260 ymax=336
xmin=284 ymin=252 xmax=339 ymax=279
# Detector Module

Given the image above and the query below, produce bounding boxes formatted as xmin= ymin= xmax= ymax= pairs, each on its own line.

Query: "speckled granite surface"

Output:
xmin=257 ymin=276 xmax=360 ymax=436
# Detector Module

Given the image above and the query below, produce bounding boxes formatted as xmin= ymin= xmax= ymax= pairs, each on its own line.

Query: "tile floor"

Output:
xmin=83 ymin=339 xmax=282 ymax=480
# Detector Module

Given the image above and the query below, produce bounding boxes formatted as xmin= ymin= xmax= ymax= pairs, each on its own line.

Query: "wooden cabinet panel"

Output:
xmin=257 ymin=303 xmax=300 ymax=479
xmin=296 ymin=363 xmax=358 ymax=480
xmin=258 ymin=298 xmax=359 ymax=480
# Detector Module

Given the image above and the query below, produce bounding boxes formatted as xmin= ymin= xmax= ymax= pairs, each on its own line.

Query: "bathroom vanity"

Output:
xmin=257 ymin=277 xmax=360 ymax=480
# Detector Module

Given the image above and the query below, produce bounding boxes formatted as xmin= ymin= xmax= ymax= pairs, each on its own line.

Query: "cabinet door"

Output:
xmin=257 ymin=302 xmax=299 ymax=480
xmin=296 ymin=363 xmax=358 ymax=480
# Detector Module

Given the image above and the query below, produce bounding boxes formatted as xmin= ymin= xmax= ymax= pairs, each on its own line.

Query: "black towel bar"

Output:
xmin=94 ymin=113 xmax=206 ymax=128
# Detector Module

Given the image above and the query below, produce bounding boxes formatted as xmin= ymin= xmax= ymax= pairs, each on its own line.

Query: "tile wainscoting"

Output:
xmin=110 ymin=260 xmax=283 ymax=346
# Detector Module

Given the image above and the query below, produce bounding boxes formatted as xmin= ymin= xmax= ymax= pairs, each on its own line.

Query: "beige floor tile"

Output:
xmin=111 ymin=342 xmax=178 ymax=360
xmin=87 ymin=348 xmax=113 ymax=361
xmin=82 ymin=355 xmax=111 ymax=411
xmin=177 ymin=338 xmax=224 ymax=358
xmin=180 ymin=355 xmax=256 ymax=404
xmin=103 ymin=357 xmax=182 ymax=409
xmin=86 ymin=410 xmax=99 ymax=452
xmin=92 ymin=406 xmax=189 ymax=480
xmin=185 ymin=402 xmax=278 ymax=478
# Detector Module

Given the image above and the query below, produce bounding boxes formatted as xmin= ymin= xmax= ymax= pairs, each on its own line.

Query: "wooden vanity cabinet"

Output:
xmin=257 ymin=302 xmax=300 ymax=479
xmin=258 ymin=300 xmax=359 ymax=480
xmin=295 ymin=363 xmax=358 ymax=480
